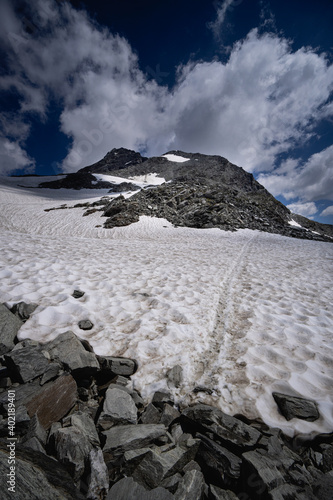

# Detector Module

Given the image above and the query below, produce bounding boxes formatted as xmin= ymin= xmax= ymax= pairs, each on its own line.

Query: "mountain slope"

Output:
xmin=40 ymin=148 xmax=333 ymax=242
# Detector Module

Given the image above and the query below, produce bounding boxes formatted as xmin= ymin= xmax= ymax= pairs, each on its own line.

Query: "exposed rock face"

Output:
xmin=0 ymin=303 xmax=23 ymax=355
xmin=273 ymin=392 xmax=320 ymax=422
xmin=38 ymin=147 xmax=333 ymax=241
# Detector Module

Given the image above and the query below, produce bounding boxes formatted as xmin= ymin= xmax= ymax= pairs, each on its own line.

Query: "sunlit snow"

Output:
xmin=0 ymin=176 xmax=332 ymax=437
xmin=162 ymin=154 xmax=190 ymax=163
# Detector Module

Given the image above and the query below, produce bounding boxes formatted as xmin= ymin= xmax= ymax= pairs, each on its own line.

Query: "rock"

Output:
xmin=102 ymin=424 xmax=168 ymax=454
xmin=45 ymin=331 xmax=99 ymax=375
xmin=0 ymin=441 xmax=85 ymax=499
xmin=174 ymin=469 xmax=205 ymax=500
xmin=53 ymin=426 xmax=94 ymax=481
xmin=241 ymin=447 xmax=298 ymax=496
xmin=140 ymin=403 xmax=161 ymax=424
xmin=98 ymin=355 xmax=137 ymax=376
xmin=78 ymin=319 xmax=94 ymax=330
xmin=160 ymin=404 xmax=181 ymax=428
xmin=152 ymin=391 xmax=174 ymax=409
xmin=196 ymin=433 xmax=241 ymax=487
xmin=268 ymin=484 xmax=317 ymax=500
xmin=72 ymin=290 xmax=85 ymax=299
xmin=98 ymin=386 xmax=137 ymax=429
xmin=312 ymin=473 xmax=333 ymax=500
xmin=25 ymin=373 xmax=77 ymax=429
xmin=4 ymin=344 xmax=50 ymax=383
xmin=106 ymin=476 xmax=174 ymax=500
xmin=10 ymin=301 xmax=38 ymax=322
xmin=64 ymin=411 xmax=100 ymax=447
xmin=40 ymin=362 xmax=62 ymax=385
xmin=22 ymin=436 xmax=47 ymax=454
xmin=272 ymin=392 xmax=320 ymax=421
xmin=22 ymin=414 xmax=47 ymax=446
xmin=320 ymin=444 xmax=333 ymax=472
xmin=167 ymin=365 xmax=183 ymax=388
xmin=0 ymin=303 xmax=23 ymax=354
xmin=210 ymin=485 xmax=239 ymax=499
xmin=160 ymin=473 xmax=182 ymax=493
xmin=132 ymin=440 xmax=200 ymax=489
xmin=181 ymin=404 xmax=261 ymax=450
xmin=86 ymin=448 xmax=109 ymax=500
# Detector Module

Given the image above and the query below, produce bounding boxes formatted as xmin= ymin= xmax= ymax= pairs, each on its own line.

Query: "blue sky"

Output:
xmin=0 ymin=0 xmax=332 ymax=223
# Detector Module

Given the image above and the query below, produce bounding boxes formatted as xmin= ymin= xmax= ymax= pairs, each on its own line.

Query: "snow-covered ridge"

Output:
xmin=0 ymin=178 xmax=332 ymax=437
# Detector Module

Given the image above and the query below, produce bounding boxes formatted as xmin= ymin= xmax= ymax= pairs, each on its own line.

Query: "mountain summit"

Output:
xmin=40 ymin=148 xmax=333 ymax=242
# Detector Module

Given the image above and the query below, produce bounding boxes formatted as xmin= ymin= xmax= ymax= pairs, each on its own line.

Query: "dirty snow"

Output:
xmin=0 ymin=176 xmax=332 ymax=437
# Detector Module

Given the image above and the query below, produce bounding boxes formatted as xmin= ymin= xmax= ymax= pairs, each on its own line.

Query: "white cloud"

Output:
xmin=0 ymin=0 xmax=332 ymax=190
xmin=286 ymin=202 xmax=318 ymax=217
xmin=258 ymin=145 xmax=333 ymax=202
xmin=320 ymin=206 xmax=333 ymax=217
xmin=209 ymin=0 xmax=238 ymax=38
xmin=0 ymin=137 xmax=35 ymax=175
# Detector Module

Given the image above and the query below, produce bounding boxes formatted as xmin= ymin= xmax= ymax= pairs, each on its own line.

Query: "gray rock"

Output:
xmin=98 ymin=355 xmax=137 ymax=376
xmin=210 ymin=485 xmax=239 ymax=499
xmin=152 ymin=391 xmax=174 ymax=408
xmin=320 ymin=444 xmax=333 ymax=472
xmin=102 ymin=424 xmax=167 ymax=454
xmin=140 ymin=403 xmax=161 ymax=424
xmin=10 ymin=301 xmax=38 ymax=322
xmin=63 ymin=411 xmax=100 ymax=447
xmin=242 ymin=447 xmax=297 ymax=495
xmin=22 ymin=436 xmax=47 ymax=454
xmin=86 ymin=448 xmax=109 ymax=500
xmin=133 ymin=440 xmax=200 ymax=489
xmin=72 ymin=290 xmax=85 ymax=299
xmin=268 ymin=484 xmax=317 ymax=500
xmin=53 ymin=426 xmax=93 ymax=481
xmin=272 ymin=392 xmax=320 ymax=421
xmin=0 ymin=441 xmax=85 ymax=499
xmin=174 ymin=469 xmax=205 ymax=500
xmin=22 ymin=414 xmax=47 ymax=445
xmin=106 ymin=476 xmax=174 ymax=500
xmin=4 ymin=344 xmax=50 ymax=383
xmin=160 ymin=473 xmax=182 ymax=493
xmin=0 ymin=303 xmax=23 ymax=354
xmin=196 ymin=432 xmax=241 ymax=485
xmin=160 ymin=404 xmax=181 ymax=428
xmin=181 ymin=404 xmax=261 ymax=450
xmin=312 ymin=473 xmax=333 ymax=500
xmin=45 ymin=330 xmax=99 ymax=374
xmin=40 ymin=362 xmax=62 ymax=385
xmin=99 ymin=386 xmax=137 ymax=429
xmin=78 ymin=319 xmax=93 ymax=330
xmin=167 ymin=365 xmax=183 ymax=388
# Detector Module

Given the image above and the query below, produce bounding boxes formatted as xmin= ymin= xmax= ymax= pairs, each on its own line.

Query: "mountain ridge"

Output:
xmin=39 ymin=148 xmax=333 ymax=242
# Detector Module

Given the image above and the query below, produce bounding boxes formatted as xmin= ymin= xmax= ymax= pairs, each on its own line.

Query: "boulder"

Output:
xmin=132 ymin=440 xmax=200 ymax=489
xmin=10 ymin=301 xmax=38 ymax=322
xmin=140 ymin=403 xmax=161 ymax=424
xmin=53 ymin=426 xmax=94 ymax=481
xmin=160 ymin=404 xmax=181 ymax=428
xmin=4 ymin=344 xmax=50 ymax=383
xmin=45 ymin=331 xmax=99 ymax=375
xmin=210 ymin=485 xmax=239 ymax=499
xmin=22 ymin=414 xmax=47 ymax=446
xmin=86 ymin=448 xmax=109 ymax=500
xmin=98 ymin=355 xmax=137 ymax=376
xmin=272 ymin=392 xmax=320 ymax=422
xmin=152 ymin=391 xmax=174 ymax=409
xmin=102 ymin=424 xmax=167 ymax=455
xmin=174 ymin=469 xmax=205 ymax=500
xmin=106 ymin=476 xmax=174 ymax=500
xmin=181 ymin=404 xmax=261 ymax=450
xmin=98 ymin=386 xmax=137 ymax=429
xmin=167 ymin=365 xmax=183 ymax=388
xmin=0 ymin=303 xmax=23 ymax=354
xmin=0 ymin=442 xmax=85 ymax=499
xmin=63 ymin=411 xmax=100 ymax=447
xmin=78 ymin=320 xmax=93 ymax=331
xmin=72 ymin=290 xmax=85 ymax=299
xmin=25 ymin=374 xmax=77 ymax=429
xmin=268 ymin=484 xmax=317 ymax=500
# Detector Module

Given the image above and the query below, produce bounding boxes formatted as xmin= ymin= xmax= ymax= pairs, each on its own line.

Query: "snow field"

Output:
xmin=0 ymin=177 xmax=332 ymax=437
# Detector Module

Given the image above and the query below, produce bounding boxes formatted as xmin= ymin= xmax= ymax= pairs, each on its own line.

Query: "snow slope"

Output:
xmin=0 ymin=176 xmax=332 ymax=437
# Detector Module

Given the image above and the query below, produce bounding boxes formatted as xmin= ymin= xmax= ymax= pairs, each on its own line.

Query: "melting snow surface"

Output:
xmin=162 ymin=154 xmax=190 ymax=163
xmin=0 ymin=176 xmax=333 ymax=437
xmin=289 ymin=219 xmax=304 ymax=228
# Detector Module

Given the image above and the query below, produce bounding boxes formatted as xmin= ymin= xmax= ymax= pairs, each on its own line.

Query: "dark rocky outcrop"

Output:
xmin=0 ymin=303 xmax=23 ymax=355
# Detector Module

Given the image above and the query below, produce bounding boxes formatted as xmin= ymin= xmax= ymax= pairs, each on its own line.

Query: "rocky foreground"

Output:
xmin=0 ymin=301 xmax=332 ymax=500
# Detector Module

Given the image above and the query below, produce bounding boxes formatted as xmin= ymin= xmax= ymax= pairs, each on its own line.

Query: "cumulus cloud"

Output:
xmin=0 ymin=0 xmax=332 ymax=200
xmin=258 ymin=145 xmax=333 ymax=203
xmin=0 ymin=137 xmax=35 ymax=175
xmin=208 ymin=0 xmax=239 ymax=38
xmin=286 ymin=202 xmax=318 ymax=217
xmin=321 ymin=206 xmax=333 ymax=217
